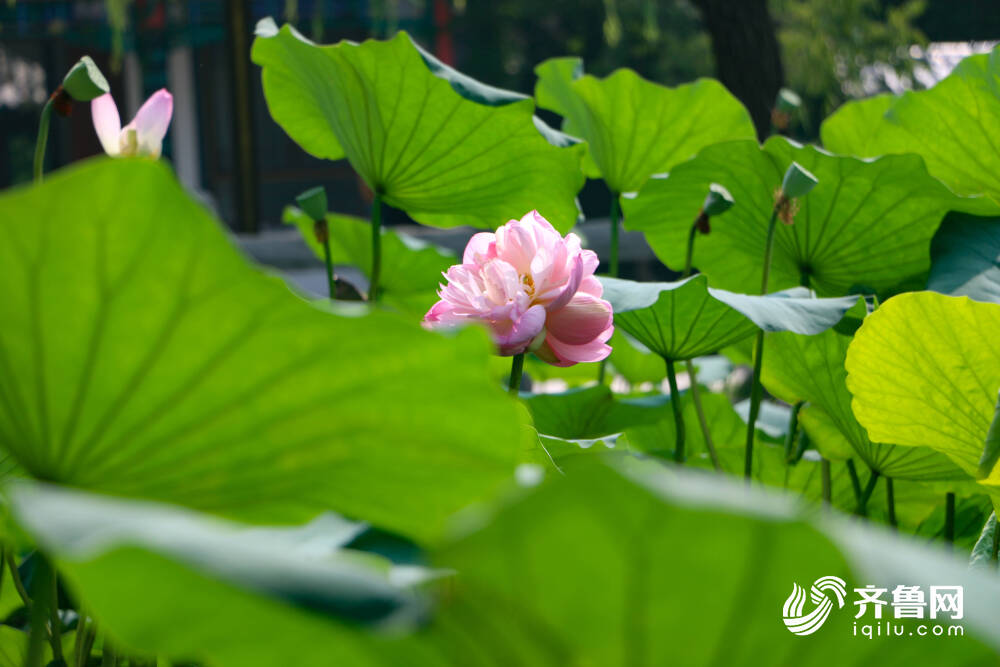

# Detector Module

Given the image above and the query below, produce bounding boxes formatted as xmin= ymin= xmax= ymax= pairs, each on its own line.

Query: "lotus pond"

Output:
xmin=1 ymin=18 xmax=999 ymax=667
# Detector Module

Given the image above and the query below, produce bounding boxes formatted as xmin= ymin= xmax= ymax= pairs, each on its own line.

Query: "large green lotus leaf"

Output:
xmin=0 ymin=158 xmax=522 ymax=541
xmin=845 ymin=292 xmax=1000 ymax=485
xmin=600 ymin=275 xmax=858 ymax=360
xmin=430 ymin=458 xmax=1000 ymax=665
xmin=821 ymin=47 xmax=1000 ymax=212
xmin=762 ymin=308 xmax=966 ymax=481
xmin=533 ymin=57 xmax=755 ymax=193
xmin=522 ymin=385 xmax=669 ymax=439
xmin=623 ymin=137 xmax=968 ymax=295
xmin=3 ymin=482 xmax=437 ymax=666
xmin=252 ymin=22 xmax=585 ymax=231
xmin=283 ymin=206 xmax=452 ymax=313
xmin=928 ymin=212 xmax=1000 ymax=304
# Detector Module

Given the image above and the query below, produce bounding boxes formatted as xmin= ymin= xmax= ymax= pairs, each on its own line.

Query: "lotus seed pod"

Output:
xmin=781 ymin=162 xmax=818 ymax=199
xmin=296 ymin=186 xmax=328 ymax=222
xmin=702 ymin=183 xmax=734 ymax=218
xmin=62 ymin=56 xmax=110 ymax=102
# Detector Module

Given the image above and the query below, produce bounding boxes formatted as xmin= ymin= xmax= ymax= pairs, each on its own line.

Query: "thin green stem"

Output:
xmin=33 ymin=98 xmax=54 ymax=183
xmin=665 ymin=358 xmax=685 ymax=463
xmin=682 ymin=222 xmax=698 ymax=279
xmin=886 ymin=477 xmax=897 ymax=529
xmin=685 ymin=359 xmax=719 ymax=470
xmin=991 ymin=513 xmax=999 ymax=563
xmin=25 ymin=556 xmax=55 ymax=667
xmin=609 ymin=192 xmax=620 ymax=277
xmin=742 ymin=208 xmax=780 ymax=480
xmin=856 ymin=468 xmax=880 ymax=517
xmin=321 ymin=224 xmax=336 ymax=300
xmin=370 ymin=193 xmax=382 ymax=302
xmin=783 ymin=401 xmax=803 ymax=463
xmin=5 ymin=550 xmax=30 ymax=608
xmin=846 ymin=459 xmax=863 ymax=508
xmin=945 ymin=492 xmax=956 ymax=544
xmin=101 ymin=637 xmax=118 ymax=667
xmin=821 ymin=457 xmax=831 ymax=507
xmin=508 ymin=353 xmax=524 ymax=396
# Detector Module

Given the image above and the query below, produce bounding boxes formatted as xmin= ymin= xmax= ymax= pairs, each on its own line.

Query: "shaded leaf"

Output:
xmin=522 ymin=385 xmax=668 ymax=439
xmin=283 ymin=206 xmax=453 ymax=313
xmin=431 ymin=458 xmax=1000 ymax=665
xmin=600 ymin=275 xmax=857 ymax=360
xmin=928 ymin=212 xmax=1000 ymax=304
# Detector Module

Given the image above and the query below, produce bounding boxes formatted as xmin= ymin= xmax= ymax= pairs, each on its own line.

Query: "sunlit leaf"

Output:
xmin=821 ymin=47 xmax=1000 ymax=212
xmin=534 ymin=57 xmax=755 ymax=193
xmin=253 ymin=22 xmax=585 ymax=231
xmin=762 ymin=304 xmax=966 ymax=481
xmin=845 ymin=292 xmax=1000 ymax=486
xmin=623 ymin=137 xmax=972 ymax=295
xmin=0 ymin=158 xmax=522 ymax=541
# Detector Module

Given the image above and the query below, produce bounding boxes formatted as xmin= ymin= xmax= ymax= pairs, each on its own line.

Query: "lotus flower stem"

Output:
xmin=886 ymin=478 xmax=897 ymax=529
xmin=665 ymin=358 xmax=685 ymax=463
xmin=609 ymin=192 xmax=620 ymax=277
xmin=5 ymin=550 xmax=30 ymax=607
xmin=685 ymin=359 xmax=719 ymax=470
xmin=783 ymin=401 xmax=803 ymax=463
xmin=25 ymin=555 xmax=57 ymax=667
xmin=321 ymin=224 xmax=336 ymax=300
xmin=821 ymin=458 xmax=831 ymax=506
xmin=682 ymin=223 xmax=698 ymax=279
xmin=33 ymin=98 xmax=54 ymax=183
xmin=845 ymin=459 xmax=863 ymax=506
xmin=743 ymin=207 xmax=780 ymax=479
xmin=945 ymin=492 xmax=956 ymax=543
xmin=370 ymin=194 xmax=382 ymax=302
xmin=508 ymin=353 xmax=525 ymax=396
xmin=856 ymin=468 xmax=880 ymax=517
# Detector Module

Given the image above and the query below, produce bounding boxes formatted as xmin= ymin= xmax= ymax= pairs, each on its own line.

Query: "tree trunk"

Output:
xmin=691 ymin=0 xmax=784 ymax=140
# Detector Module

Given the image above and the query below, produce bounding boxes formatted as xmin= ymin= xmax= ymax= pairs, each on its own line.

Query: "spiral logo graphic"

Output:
xmin=782 ymin=575 xmax=848 ymax=636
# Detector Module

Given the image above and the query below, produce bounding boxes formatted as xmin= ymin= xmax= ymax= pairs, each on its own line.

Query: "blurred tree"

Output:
xmin=690 ymin=0 xmax=784 ymax=139
xmin=772 ymin=0 xmax=927 ymax=137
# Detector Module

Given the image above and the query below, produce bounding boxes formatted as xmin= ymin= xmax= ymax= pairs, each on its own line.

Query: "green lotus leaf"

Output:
xmin=2 ymin=481 xmax=435 ymax=666
xmin=252 ymin=22 xmax=585 ymax=231
xmin=283 ymin=206 xmax=453 ymax=313
xmin=970 ymin=512 xmax=999 ymax=572
xmin=845 ymin=292 xmax=1000 ymax=486
xmin=762 ymin=306 xmax=967 ymax=481
xmin=430 ymin=458 xmax=1000 ymax=665
xmin=623 ymin=136 xmax=971 ymax=296
xmin=533 ymin=57 xmax=755 ymax=194
xmin=928 ymin=212 xmax=1000 ymax=304
xmin=521 ymin=385 xmax=669 ymax=440
xmin=600 ymin=275 xmax=858 ymax=360
xmin=821 ymin=47 xmax=1000 ymax=212
xmin=0 ymin=158 xmax=522 ymax=541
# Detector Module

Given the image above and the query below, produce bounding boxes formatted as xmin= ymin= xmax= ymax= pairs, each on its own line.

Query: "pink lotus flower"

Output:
xmin=91 ymin=89 xmax=173 ymax=158
xmin=424 ymin=211 xmax=613 ymax=366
